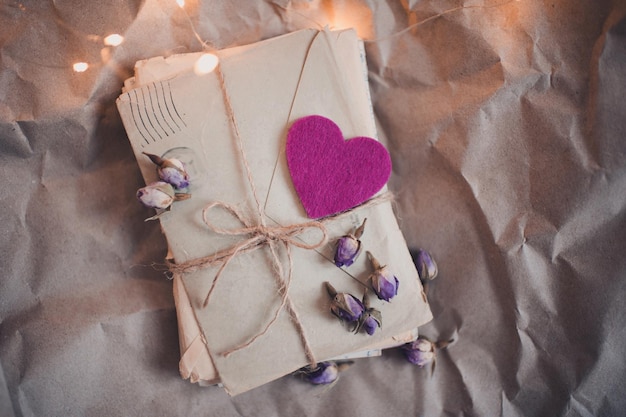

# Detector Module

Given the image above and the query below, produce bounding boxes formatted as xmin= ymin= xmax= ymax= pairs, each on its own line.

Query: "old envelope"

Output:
xmin=117 ymin=28 xmax=432 ymax=395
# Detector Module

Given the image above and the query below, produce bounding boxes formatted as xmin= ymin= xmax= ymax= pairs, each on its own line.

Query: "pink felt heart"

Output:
xmin=286 ymin=115 xmax=392 ymax=219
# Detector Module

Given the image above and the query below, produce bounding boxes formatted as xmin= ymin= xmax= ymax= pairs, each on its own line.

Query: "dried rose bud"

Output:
xmin=298 ymin=360 xmax=354 ymax=385
xmin=136 ymin=181 xmax=175 ymax=209
xmin=356 ymin=292 xmax=382 ymax=336
xmin=415 ymin=249 xmax=438 ymax=281
xmin=302 ymin=362 xmax=338 ymax=385
xmin=334 ymin=219 xmax=366 ymax=267
xmin=144 ymin=152 xmax=190 ymax=189
xmin=362 ymin=315 xmax=380 ymax=335
xmin=325 ymin=282 xmax=364 ymax=325
xmin=402 ymin=337 xmax=435 ymax=367
xmin=403 ymin=337 xmax=453 ymax=373
xmin=334 ymin=236 xmax=360 ymax=267
xmin=367 ymin=252 xmax=399 ymax=302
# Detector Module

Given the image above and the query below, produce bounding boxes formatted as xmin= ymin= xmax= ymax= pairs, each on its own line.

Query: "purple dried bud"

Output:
xmin=402 ymin=337 xmax=435 ymax=367
xmin=136 ymin=181 xmax=175 ymax=209
xmin=367 ymin=252 xmax=399 ymax=302
xmin=361 ymin=313 xmax=381 ymax=335
xmin=144 ymin=152 xmax=190 ymax=189
xmin=371 ymin=267 xmax=399 ymax=301
xmin=325 ymin=282 xmax=365 ymax=324
xmin=302 ymin=362 xmax=339 ymax=385
xmin=416 ymin=249 xmax=438 ymax=281
xmin=334 ymin=235 xmax=360 ymax=267
xmin=355 ymin=292 xmax=382 ymax=335
xmin=334 ymin=219 xmax=366 ymax=267
xmin=332 ymin=293 xmax=365 ymax=322
xmin=158 ymin=159 xmax=190 ymax=189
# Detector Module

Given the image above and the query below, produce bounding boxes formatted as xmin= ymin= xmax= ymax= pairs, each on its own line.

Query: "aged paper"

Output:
xmin=117 ymin=28 xmax=432 ymax=395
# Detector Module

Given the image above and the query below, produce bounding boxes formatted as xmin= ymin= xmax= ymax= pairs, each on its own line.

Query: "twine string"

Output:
xmin=166 ymin=191 xmax=393 ymax=360
xmin=198 ymin=200 xmax=328 ymax=311
xmin=171 ymin=63 xmax=326 ymax=364
xmin=166 ymin=61 xmax=394 ymax=364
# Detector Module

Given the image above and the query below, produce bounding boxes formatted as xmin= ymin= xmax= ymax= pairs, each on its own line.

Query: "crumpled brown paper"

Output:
xmin=1 ymin=0 xmax=625 ymax=415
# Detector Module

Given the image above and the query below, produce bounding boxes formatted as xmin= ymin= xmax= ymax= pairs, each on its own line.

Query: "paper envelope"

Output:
xmin=117 ymin=28 xmax=432 ymax=395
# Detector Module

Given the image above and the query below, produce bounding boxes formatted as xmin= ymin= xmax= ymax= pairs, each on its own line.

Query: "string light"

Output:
xmin=364 ymin=0 xmax=522 ymax=43
xmin=73 ymin=62 xmax=89 ymax=72
xmin=194 ymin=53 xmax=219 ymax=75
xmin=74 ymin=0 xmax=521 ymax=74
xmin=171 ymin=0 xmax=211 ymax=50
xmin=104 ymin=34 xmax=124 ymax=46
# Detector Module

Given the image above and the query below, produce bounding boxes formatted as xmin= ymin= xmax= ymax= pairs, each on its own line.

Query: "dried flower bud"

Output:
xmin=301 ymin=362 xmax=339 ymax=385
xmin=367 ymin=252 xmax=399 ymax=302
xmin=325 ymin=282 xmax=365 ymax=325
xmin=356 ymin=292 xmax=382 ymax=336
xmin=362 ymin=315 xmax=381 ymax=335
xmin=298 ymin=360 xmax=354 ymax=385
xmin=334 ymin=219 xmax=366 ymax=267
xmin=334 ymin=236 xmax=360 ymax=267
xmin=144 ymin=152 xmax=190 ymax=189
xmin=403 ymin=337 xmax=435 ymax=367
xmin=402 ymin=337 xmax=452 ymax=371
xmin=415 ymin=249 xmax=438 ymax=281
xmin=136 ymin=181 xmax=175 ymax=209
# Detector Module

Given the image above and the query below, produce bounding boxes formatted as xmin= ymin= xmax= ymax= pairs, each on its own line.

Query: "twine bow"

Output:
xmin=167 ymin=202 xmax=328 ymax=283
xmin=168 ymin=200 xmax=327 ymax=361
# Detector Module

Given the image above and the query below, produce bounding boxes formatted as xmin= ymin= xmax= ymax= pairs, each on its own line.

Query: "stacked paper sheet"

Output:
xmin=116 ymin=28 xmax=432 ymax=395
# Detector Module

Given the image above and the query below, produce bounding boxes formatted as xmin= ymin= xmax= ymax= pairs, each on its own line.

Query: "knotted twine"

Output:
xmin=166 ymin=62 xmax=392 ymax=366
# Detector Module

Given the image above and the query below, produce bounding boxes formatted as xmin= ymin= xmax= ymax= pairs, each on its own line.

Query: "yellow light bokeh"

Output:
xmin=104 ymin=34 xmax=124 ymax=46
xmin=73 ymin=62 xmax=89 ymax=72
xmin=194 ymin=53 xmax=219 ymax=75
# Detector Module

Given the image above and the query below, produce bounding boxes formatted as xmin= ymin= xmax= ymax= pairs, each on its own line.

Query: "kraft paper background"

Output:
xmin=1 ymin=0 xmax=625 ymax=416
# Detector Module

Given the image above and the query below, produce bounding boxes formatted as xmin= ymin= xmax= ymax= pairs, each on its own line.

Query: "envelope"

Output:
xmin=116 ymin=28 xmax=432 ymax=395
